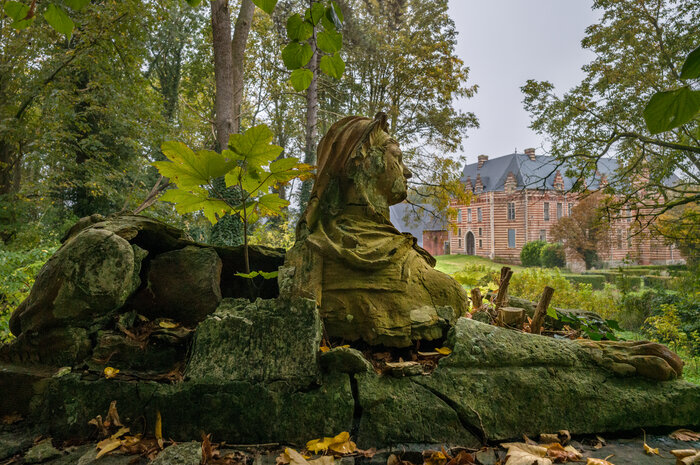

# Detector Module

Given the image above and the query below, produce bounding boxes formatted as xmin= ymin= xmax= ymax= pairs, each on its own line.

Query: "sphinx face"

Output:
xmin=375 ymin=142 xmax=412 ymax=206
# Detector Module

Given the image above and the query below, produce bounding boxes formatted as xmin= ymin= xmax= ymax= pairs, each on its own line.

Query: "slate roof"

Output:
xmin=460 ymin=153 xmax=620 ymax=192
xmin=389 ymin=202 xmax=447 ymax=247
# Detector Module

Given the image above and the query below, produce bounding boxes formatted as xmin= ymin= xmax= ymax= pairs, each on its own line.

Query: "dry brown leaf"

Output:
xmin=522 ymin=435 xmax=539 ymax=446
xmin=586 ymin=455 xmax=615 ymax=465
xmin=106 ymin=401 xmax=123 ymax=427
xmin=592 ymin=435 xmax=606 ymax=450
xmin=558 ymin=430 xmax=571 ymax=445
xmin=319 ymin=346 xmax=330 ymax=353
xmin=672 ymin=430 xmax=700 ymax=442
xmin=671 ymin=449 xmax=700 ymax=465
xmin=387 ymin=454 xmax=416 ymax=465
xmin=357 ymin=448 xmax=377 ymax=458
xmin=545 ymin=443 xmax=582 ymax=462
xmin=88 ymin=415 xmax=109 ymax=437
xmin=308 ymin=456 xmax=335 ymax=465
xmin=540 ymin=434 xmax=560 ymax=444
xmin=643 ymin=442 xmax=660 ymax=456
xmin=502 ymin=442 xmax=552 ymax=465
xmin=445 ymin=450 xmax=476 ymax=465
xmin=96 ymin=438 xmax=123 ymax=459
xmin=423 ymin=450 xmax=447 ymax=465
xmin=284 ymin=448 xmax=311 ymax=465
xmin=155 ymin=411 xmax=163 ymax=449
xmin=1 ymin=413 xmax=23 ymax=425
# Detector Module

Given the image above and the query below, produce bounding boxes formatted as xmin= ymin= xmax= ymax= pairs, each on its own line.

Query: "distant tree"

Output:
xmin=522 ymin=0 xmax=700 ymax=229
xmin=550 ymin=193 xmax=611 ymax=269
xmin=654 ymin=201 xmax=699 ymax=265
xmin=539 ymin=243 xmax=566 ymax=269
xmin=521 ymin=240 xmax=546 ymax=267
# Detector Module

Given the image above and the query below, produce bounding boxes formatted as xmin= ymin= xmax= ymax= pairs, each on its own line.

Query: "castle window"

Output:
xmin=557 ymin=202 xmax=563 ymax=219
xmin=458 ymin=238 xmax=462 ymax=248
xmin=568 ymin=203 xmax=573 ymax=216
xmin=457 ymin=210 xmax=462 ymax=223
xmin=477 ymin=207 xmax=482 ymax=222
xmin=539 ymin=229 xmax=546 ymax=241
xmin=467 ymin=208 xmax=472 ymax=222
xmin=507 ymin=202 xmax=516 ymax=220
xmin=458 ymin=228 xmax=461 ymax=236
xmin=617 ymin=229 xmax=623 ymax=249
xmin=479 ymin=239 xmax=483 ymax=249
xmin=478 ymin=228 xmax=482 ymax=237
xmin=508 ymin=229 xmax=516 ymax=248
xmin=544 ymin=202 xmax=550 ymax=221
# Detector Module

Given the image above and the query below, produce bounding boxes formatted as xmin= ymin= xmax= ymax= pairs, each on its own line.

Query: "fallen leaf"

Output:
xmin=672 ymin=430 xmax=700 ymax=442
xmin=96 ymin=438 xmax=123 ymax=459
xmin=643 ymin=442 xmax=660 ymax=456
xmin=593 ymin=436 xmax=606 ymax=450
xmin=445 ymin=450 xmax=476 ymax=465
xmin=423 ymin=450 xmax=447 ymax=465
xmin=1 ymin=413 xmax=23 ymax=425
xmin=540 ymin=434 xmax=560 ymax=444
xmin=545 ymin=443 xmax=582 ymax=462
xmin=306 ymin=437 xmax=334 ymax=453
xmin=104 ymin=367 xmax=120 ymax=379
xmin=109 ymin=426 xmax=130 ymax=440
xmin=158 ymin=320 xmax=179 ymax=329
xmin=522 ymin=435 xmax=539 ymax=446
xmin=284 ymin=448 xmax=310 ymax=465
xmin=558 ymin=430 xmax=571 ymax=445
xmin=387 ymin=454 xmax=415 ymax=465
xmin=308 ymin=457 xmax=335 ymax=465
xmin=106 ymin=401 xmax=123 ymax=427
xmin=339 ymin=345 xmax=350 ymax=348
xmin=502 ymin=442 xmax=552 ymax=465
xmin=435 ymin=347 xmax=452 ymax=355
xmin=329 ymin=432 xmax=356 ymax=455
xmin=155 ymin=411 xmax=163 ymax=449
xmin=320 ymin=346 xmax=330 ymax=353
xmin=586 ymin=456 xmax=615 ymax=465
xmin=357 ymin=448 xmax=376 ymax=458
xmin=671 ymin=449 xmax=700 ymax=465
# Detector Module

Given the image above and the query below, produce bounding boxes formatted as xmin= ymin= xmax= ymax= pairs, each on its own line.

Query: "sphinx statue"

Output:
xmin=284 ymin=113 xmax=684 ymax=381
xmin=284 ymin=113 xmax=468 ymax=347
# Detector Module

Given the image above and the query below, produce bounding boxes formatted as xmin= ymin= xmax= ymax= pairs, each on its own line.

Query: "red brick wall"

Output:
xmin=422 ymin=230 xmax=449 ymax=256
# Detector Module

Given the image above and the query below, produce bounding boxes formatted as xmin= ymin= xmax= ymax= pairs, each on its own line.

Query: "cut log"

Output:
xmin=530 ymin=286 xmax=555 ymax=334
xmin=497 ymin=306 xmax=525 ymax=327
xmin=470 ymin=288 xmax=483 ymax=312
xmin=494 ymin=266 xmax=513 ymax=311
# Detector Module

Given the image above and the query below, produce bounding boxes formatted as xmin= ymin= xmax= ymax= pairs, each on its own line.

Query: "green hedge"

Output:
xmin=564 ymin=274 xmax=607 ymax=290
xmin=643 ymin=275 xmax=672 ymax=289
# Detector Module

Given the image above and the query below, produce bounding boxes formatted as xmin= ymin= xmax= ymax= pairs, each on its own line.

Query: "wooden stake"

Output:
xmin=494 ymin=266 xmax=513 ymax=311
xmin=530 ymin=286 xmax=555 ymax=334
xmin=470 ymin=288 xmax=483 ymax=312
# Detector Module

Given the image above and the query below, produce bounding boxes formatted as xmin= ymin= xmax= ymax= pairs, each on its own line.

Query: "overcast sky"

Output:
xmin=447 ymin=0 xmax=601 ymax=165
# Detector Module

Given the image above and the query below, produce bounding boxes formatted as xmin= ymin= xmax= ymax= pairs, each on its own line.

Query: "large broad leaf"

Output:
xmin=286 ymin=13 xmax=313 ymax=42
xmin=65 ymin=0 xmax=90 ymax=11
xmin=258 ymin=193 xmax=289 ymax=216
xmin=155 ymin=141 xmax=235 ymax=189
xmin=643 ymin=87 xmax=700 ymax=134
xmin=305 ymin=2 xmax=325 ymax=25
xmin=44 ymin=4 xmax=74 ymax=39
xmin=316 ymin=29 xmax=342 ymax=54
xmin=281 ymin=41 xmax=313 ymax=70
xmin=269 ymin=157 xmax=314 ymax=184
xmin=330 ymin=1 xmax=344 ymax=23
xmin=252 ymin=0 xmax=277 ymax=14
xmin=228 ymin=125 xmax=283 ymax=167
xmin=4 ymin=1 xmax=29 ymax=20
xmin=320 ymin=53 xmax=345 ymax=79
xmin=159 ymin=189 xmax=231 ymax=224
xmin=325 ymin=4 xmax=342 ymax=29
xmin=289 ymin=68 xmax=313 ymax=91
xmin=680 ymin=45 xmax=700 ymax=80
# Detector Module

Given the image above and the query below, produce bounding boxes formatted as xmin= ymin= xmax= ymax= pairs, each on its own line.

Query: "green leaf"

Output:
xmin=184 ymin=0 xmax=202 ymax=5
xmin=316 ymin=29 xmax=342 ymax=54
xmin=330 ymin=1 xmax=343 ymax=23
xmin=155 ymin=141 xmax=235 ymax=190
xmin=4 ymin=1 xmax=29 ymax=20
xmin=680 ymin=44 xmax=700 ymax=80
xmin=605 ymin=319 xmax=622 ymax=331
xmin=228 ymin=124 xmax=283 ymax=167
xmin=235 ymin=271 xmax=260 ymax=278
xmin=159 ymin=189 xmax=231 ymax=224
xmin=44 ymin=4 xmax=74 ymax=39
xmin=281 ymin=41 xmax=313 ymax=70
xmin=643 ymin=87 xmax=700 ymax=134
xmin=319 ymin=53 xmax=345 ymax=79
xmin=289 ymin=68 xmax=314 ymax=91
xmin=325 ymin=4 xmax=342 ymax=29
xmin=65 ymin=0 xmax=90 ymax=11
xmin=304 ymin=2 xmax=325 ymax=25
xmin=270 ymin=157 xmax=300 ymax=173
xmin=286 ymin=13 xmax=313 ymax=42
xmin=258 ymin=193 xmax=289 ymax=216
xmin=546 ymin=306 xmax=558 ymax=319
xmin=10 ymin=17 xmax=34 ymax=29
xmin=259 ymin=270 xmax=278 ymax=279
xmin=252 ymin=0 xmax=277 ymax=14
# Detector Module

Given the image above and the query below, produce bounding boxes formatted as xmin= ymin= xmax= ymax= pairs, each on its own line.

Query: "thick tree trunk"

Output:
xmin=0 ymin=141 xmax=19 ymax=196
xmin=231 ymin=0 xmax=255 ymax=134
xmin=210 ymin=0 xmax=235 ymax=151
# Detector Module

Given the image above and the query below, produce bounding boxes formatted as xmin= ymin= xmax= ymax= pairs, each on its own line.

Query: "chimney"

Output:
xmin=477 ymin=154 xmax=488 ymax=169
xmin=524 ymin=147 xmax=536 ymax=161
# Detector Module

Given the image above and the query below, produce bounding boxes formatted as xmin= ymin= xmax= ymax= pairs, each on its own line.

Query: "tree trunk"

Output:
xmin=231 ymin=0 xmax=255 ymax=134
xmin=299 ymin=31 xmax=319 ymax=209
xmin=210 ymin=0 xmax=235 ymax=151
xmin=0 ymin=141 xmax=19 ymax=196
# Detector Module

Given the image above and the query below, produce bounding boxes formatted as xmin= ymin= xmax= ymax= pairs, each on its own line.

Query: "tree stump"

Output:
xmin=470 ymin=288 xmax=483 ymax=312
xmin=497 ymin=306 xmax=525 ymax=327
xmin=530 ymin=286 xmax=555 ymax=334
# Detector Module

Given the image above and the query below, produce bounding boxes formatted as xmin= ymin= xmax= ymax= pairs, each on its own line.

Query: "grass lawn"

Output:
xmin=434 ymin=254 xmax=525 ymax=275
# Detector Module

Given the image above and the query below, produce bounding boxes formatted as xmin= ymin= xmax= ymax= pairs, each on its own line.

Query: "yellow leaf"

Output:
xmin=586 ymin=456 xmax=615 ymax=465
xmin=284 ymin=448 xmax=310 ymax=465
xmin=435 ymin=347 xmax=452 ymax=355
xmin=670 ymin=449 xmax=700 ymax=465
xmin=155 ymin=411 xmax=163 ymax=449
xmin=104 ymin=367 xmax=119 ymax=379
xmin=544 ymin=443 xmax=582 ymax=462
xmin=328 ymin=431 xmax=356 ymax=455
xmin=306 ymin=437 xmax=334 ymax=453
xmin=308 ymin=457 xmax=335 ymax=465
xmin=110 ymin=426 xmax=130 ymax=440
xmin=319 ymin=346 xmax=330 ymax=353
xmin=158 ymin=320 xmax=178 ymax=329
xmin=643 ymin=442 xmax=659 ymax=456
xmin=424 ymin=450 xmax=447 ymax=465
xmin=501 ymin=442 xmax=551 ymax=465
xmin=96 ymin=438 xmax=122 ymax=459
xmin=339 ymin=345 xmax=350 ymax=348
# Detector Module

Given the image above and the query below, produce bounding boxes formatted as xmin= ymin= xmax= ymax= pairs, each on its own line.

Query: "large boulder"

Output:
xmin=132 ymin=245 xmax=223 ymax=325
xmin=9 ymin=228 xmax=141 ymax=336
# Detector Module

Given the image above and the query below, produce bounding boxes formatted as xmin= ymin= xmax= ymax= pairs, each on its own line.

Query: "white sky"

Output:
xmin=447 ymin=0 xmax=601 ymax=164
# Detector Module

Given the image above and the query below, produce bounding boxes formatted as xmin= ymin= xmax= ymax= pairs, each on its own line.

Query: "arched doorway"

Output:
xmin=466 ymin=231 xmax=475 ymax=255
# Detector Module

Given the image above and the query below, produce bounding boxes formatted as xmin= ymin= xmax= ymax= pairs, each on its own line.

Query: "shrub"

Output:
xmin=564 ymin=274 xmax=606 ymax=290
xmin=618 ymin=289 xmax=676 ymax=331
xmin=520 ymin=240 xmax=546 ymax=267
xmin=540 ymin=243 xmax=566 ymax=268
